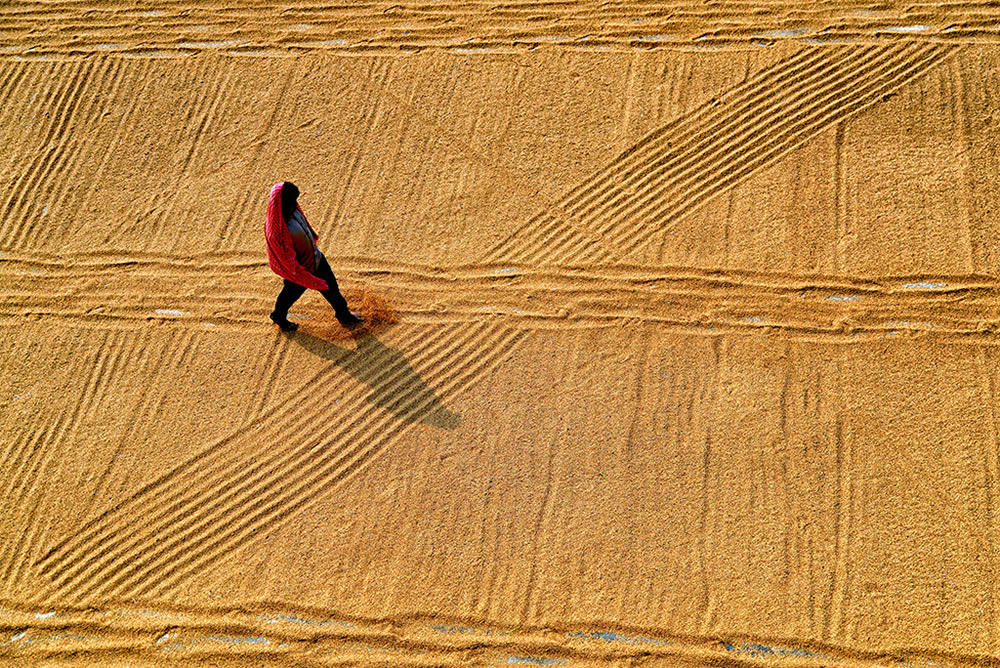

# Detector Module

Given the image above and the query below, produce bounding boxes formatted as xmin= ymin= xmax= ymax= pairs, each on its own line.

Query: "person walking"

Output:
xmin=265 ymin=181 xmax=362 ymax=331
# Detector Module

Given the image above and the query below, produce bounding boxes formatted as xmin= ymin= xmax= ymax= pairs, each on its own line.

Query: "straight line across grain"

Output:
xmin=3 ymin=1 xmax=1000 ymax=57
xmin=6 ymin=253 xmax=1000 ymax=342
xmin=0 ymin=245 xmax=918 ymax=286
xmin=0 ymin=598 xmax=989 ymax=666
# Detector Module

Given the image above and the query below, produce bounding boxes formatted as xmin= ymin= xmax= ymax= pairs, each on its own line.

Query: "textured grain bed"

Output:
xmin=2 ymin=2 xmax=1000 ymax=665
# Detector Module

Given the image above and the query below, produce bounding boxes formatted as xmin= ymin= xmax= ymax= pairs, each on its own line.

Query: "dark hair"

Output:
xmin=281 ymin=182 xmax=299 ymax=220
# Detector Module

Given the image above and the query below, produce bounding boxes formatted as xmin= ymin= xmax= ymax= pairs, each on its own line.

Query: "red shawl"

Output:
xmin=264 ymin=182 xmax=328 ymax=291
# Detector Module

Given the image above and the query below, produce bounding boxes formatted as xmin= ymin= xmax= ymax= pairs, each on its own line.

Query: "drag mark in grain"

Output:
xmin=68 ymin=59 xmax=157 ymax=243
xmin=975 ymin=349 xmax=1000 ymax=617
xmin=78 ymin=329 xmax=200 ymax=523
xmin=216 ymin=188 xmax=256 ymax=253
xmin=483 ymin=211 xmax=621 ymax=266
xmin=0 ymin=61 xmax=34 ymax=129
xmin=35 ymin=58 xmax=127 ymax=251
xmin=480 ymin=47 xmax=827 ymax=263
xmin=98 ymin=323 xmax=508 ymax=600
xmin=33 ymin=355 xmax=345 ymax=587
xmin=36 ymin=356 xmax=350 ymax=596
xmin=24 ymin=58 xmax=119 ymax=242
xmin=137 ymin=325 xmax=525 ymax=599
xmin=323 ymin=59 xmax=394 ymax=232
xmin=6 ymin=59 xmax=107 ymax=251
xmin=0 ymin=331 xmax=108 ymax=593
xmin=79 ymin=329 xmax=131 ymax=423
xmin=0 ymin=60 xmax=86 ymax=250
xmin=484 ymin=44 xmax=956 ymax=266
xmin=144 ymin=59 xmax=237 ymax=252
xmin=38 ymin=322 xmax=522 ymax=600
xmin=0 ymin=422 xmax=61 ymax=592
xmin=606 ymin=45 xmax=955 ymax=259
xmin=147 ymin=61 xmax=236 ymax=253
xmin=561 ymin=49 xmax=827 ymax=219
xmin=250 ymin=334 xmax=291 ymax=418
xmin=40 ymin=324 xmax=466 ymax=597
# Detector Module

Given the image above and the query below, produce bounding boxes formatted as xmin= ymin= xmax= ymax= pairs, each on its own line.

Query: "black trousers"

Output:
xmin=273 ymin=255 xmax=352 ymax=322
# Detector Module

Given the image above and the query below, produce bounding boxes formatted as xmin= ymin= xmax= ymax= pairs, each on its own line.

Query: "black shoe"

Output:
xmin=338 ymin=311 xmax=363 ymax=328
xmin=270 ymin=312 xmax=298 ymax=332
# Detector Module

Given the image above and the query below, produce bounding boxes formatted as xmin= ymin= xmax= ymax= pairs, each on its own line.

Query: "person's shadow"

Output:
xmin=291 ymin=329 xmax=461 ymax=430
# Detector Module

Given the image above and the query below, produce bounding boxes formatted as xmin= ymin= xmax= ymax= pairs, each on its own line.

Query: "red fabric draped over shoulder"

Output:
xmin=264 ymin=182 xmax=328 ymax=291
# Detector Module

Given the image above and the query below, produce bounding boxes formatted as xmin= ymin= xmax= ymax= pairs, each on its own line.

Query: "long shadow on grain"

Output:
xmin=292 ymin=329 xmax=461 ymax=430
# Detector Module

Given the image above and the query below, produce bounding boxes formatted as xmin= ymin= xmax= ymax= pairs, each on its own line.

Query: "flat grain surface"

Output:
xmin=2 ymin=2 xmax=1000 ymax=665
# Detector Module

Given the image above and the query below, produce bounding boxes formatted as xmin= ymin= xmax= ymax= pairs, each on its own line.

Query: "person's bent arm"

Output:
xmin=266 ymin=226 xmax=329 ymax=291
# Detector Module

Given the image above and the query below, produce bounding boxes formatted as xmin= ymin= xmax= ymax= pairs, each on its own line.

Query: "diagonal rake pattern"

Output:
xmin=36 ymin=321 xmax=524 ymax=602
xmin=483 ymin=42 xmax=957 ymax=266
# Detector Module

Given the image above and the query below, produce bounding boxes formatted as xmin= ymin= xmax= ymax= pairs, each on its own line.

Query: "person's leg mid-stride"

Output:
xmin=264 ymin=181 xmax=362 ymax=332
